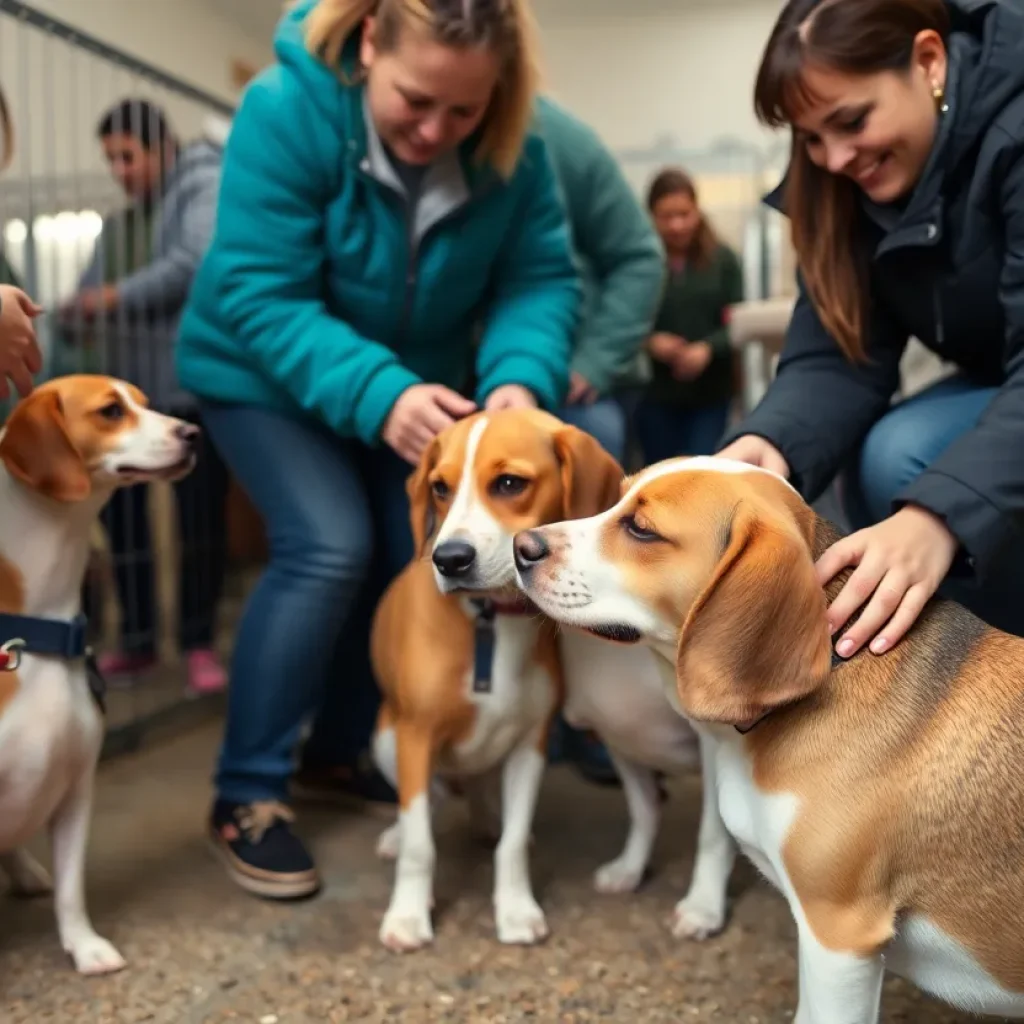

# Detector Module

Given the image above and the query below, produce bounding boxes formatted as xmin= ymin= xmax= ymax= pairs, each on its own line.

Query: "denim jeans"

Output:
xmin=200 ymin=401 xmax=414 ymax=803
xmin=840 ymin=375 xmax=1024 ymax=636
xmin=558 ymin=396 xmax=628 ymax=462
xmin=634 ymin=398 xmax=732 ymax=463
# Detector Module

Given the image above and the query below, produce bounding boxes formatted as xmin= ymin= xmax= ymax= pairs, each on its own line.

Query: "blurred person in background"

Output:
xmin=719 ymin=0 xmax=1024 ymax=658
xmin=637 ymin=167 xmax=744 ymax=463
xmin=534 ymin=94 xmax=664 ymax=463
xmin=62 ymin=98 xmax=229 ymax=696
xmin=0 ymin=81 xmax=43 ymax=411
xmin=175 ymin=0 xmax=578 ymax=898
xmin=532 ymin=94 xmax=665 ymax=785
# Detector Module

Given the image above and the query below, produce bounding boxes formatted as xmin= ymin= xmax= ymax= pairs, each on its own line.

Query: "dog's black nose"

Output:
xmin=433 ymin=539 xmax=477 ymax=577
xmin=175 ymin=422 xmax=200 ymax=447
xmin=513 ymin=530 xmax=549 ymax=572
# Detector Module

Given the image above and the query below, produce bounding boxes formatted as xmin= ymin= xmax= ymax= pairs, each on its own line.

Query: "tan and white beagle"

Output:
xmin=370 ymin=409 xmax=624 ymax=952
xmin=0 ymin=375 xmax=197 ymax=974
xmin=512 ymin=455 xmax=1024 ymax=1023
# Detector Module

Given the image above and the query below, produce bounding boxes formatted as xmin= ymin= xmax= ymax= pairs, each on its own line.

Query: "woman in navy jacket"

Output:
xmin=721 ymin=0 xmax=1024 ymax=656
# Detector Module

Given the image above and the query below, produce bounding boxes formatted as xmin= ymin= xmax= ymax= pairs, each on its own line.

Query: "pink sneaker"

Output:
xmin=186 ymin=648 xmax=228 ymax=695
xmin=97 ymin=651 xmax=157 ymax=677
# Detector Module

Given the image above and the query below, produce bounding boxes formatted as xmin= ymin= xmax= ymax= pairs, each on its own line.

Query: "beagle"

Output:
xmin=0 ymin=376 xmax=197 ymax=974
xmin=512 ymin=455 xmax=1024 ymax=1023
xmin=370 ymin=409 xmax=625 ymax=952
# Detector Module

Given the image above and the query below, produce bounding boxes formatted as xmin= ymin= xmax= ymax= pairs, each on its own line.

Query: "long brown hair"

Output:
xmin=304 ymin=0 xmax=541 ymax=179
xmin=646 ymin=167 xmax=721 ymax=271
xmin=754 ymin=0 xmax=950 ymax=361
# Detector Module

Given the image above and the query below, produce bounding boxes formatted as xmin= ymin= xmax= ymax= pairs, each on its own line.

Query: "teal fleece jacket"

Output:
xmin=175 ymin=1 xmax=580 ymax=444
xmin=533 ymin=96 xmax=665 ymax=394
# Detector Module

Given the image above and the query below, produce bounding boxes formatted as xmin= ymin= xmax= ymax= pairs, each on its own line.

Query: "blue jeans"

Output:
xmin=558 ymin=396 xmax=627 ymax=462
xmin=200 ymin=402 xmax=414 ymax=803
xmin=634 ymin=398 xmax=732 ymax=462
xmin=840 ymin=375 xmax=1024 ymax=636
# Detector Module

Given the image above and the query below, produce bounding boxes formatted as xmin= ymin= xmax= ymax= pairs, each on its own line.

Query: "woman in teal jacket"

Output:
xmin=176 ymin=0 xmax=579 ymax=899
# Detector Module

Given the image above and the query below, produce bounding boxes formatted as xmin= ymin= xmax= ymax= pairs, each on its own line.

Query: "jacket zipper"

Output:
xmin=933 ymin=284 xmax=945 ymax=349
xmin=391 ymin=178 xmax=499 ymax=352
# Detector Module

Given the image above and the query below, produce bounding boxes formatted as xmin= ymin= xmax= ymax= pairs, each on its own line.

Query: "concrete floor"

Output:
xmin=0 ymin=719 xmax=990 ymax=1023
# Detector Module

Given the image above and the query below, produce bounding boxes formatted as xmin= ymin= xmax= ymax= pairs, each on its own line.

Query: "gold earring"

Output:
xmin=933 ymin=84 xmax=949 ymax=114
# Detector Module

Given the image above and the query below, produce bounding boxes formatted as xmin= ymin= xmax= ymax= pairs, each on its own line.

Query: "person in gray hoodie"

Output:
xmin=61 ymin=98 xmax=229 ymax=695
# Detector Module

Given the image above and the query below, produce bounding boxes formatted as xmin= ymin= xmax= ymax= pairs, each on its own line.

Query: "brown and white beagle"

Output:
xmin=512 ymin=455 xmax=1024 ymax=1023
xmin=369 ymin=408 xmax=622 ymax=952
xmin=0 ymin=376 xmax=197 ymax=974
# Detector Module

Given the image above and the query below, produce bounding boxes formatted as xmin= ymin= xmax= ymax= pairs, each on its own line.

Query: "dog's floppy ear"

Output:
xmin=405 ymin=435 xmax=442 ymax=558
xmin=674 ymin=501 xmax=831 ymax=726
xmin=0 ymin=389 xmax=91 ymax=502
xmin=552 ymin=425 xmax=623 ymax=520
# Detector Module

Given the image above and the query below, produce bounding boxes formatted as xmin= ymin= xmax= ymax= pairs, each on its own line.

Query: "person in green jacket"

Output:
xmin=637 ymin=168 xmax=744 ymax=462
xmin=533 ymin=96 xmax=665 ymax=463
xmin=530 ymin=96 xmax=665 ymax=785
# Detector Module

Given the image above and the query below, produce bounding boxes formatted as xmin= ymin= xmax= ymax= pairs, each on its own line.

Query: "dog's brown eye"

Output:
xmin=97 ymin=402 xmax=124 ymax=421
xmin=621 ymin=515 xmax=661 ymax=542
xmin=430 ymin=479 xmax=450 ymax=500
xmin=491 ymin=474 xmax=528 ymax=497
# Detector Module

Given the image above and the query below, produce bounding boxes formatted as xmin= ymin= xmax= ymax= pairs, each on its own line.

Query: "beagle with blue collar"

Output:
xmin=0 ymin=376 xmax=198 ymax=974
xmin=513 ymin=455 xmax=1024 ymax=1023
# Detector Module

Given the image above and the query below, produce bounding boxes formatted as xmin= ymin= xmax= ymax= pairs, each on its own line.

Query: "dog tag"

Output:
xmin=85 ymin=648 xmax=108 ymax=715
xmin=473 ymin=603 xmax=496 ymax=695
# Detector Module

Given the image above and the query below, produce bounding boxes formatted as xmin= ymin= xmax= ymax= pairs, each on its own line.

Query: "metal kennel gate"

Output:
xmin=0 ymin=0 xmax=246 ymax=757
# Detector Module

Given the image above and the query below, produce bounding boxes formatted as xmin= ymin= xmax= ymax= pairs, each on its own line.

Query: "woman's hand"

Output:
xmin=382 ymin=383 xmax=476 ymax=465
xmin=648 ymin=331 xmax=685 ymax=363
xmin=0 ymin=285 xmax=43 ymax=400
xmin=567 ymin=371 xmax=597 ymax=406
xmin=816 ymin=505 xmax=959 ymax=657
xmin=716 ymin=434 xmax=791 ymax=478
xmin=671 ymin=340 xmax=713 ymax=381
xmin=485 ymin=384 xmax=537 ymax=412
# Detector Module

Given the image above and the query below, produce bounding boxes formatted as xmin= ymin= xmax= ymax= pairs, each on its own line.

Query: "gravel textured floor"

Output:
xmin=0 ymin=720 xmax=1000 ymax=1022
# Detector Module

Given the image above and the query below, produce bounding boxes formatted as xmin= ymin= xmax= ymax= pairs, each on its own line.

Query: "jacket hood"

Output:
xmin=943 ymin=0 xmax=1024 ymax=168
xmin=273 ymin=0 xmax=357 ymax=128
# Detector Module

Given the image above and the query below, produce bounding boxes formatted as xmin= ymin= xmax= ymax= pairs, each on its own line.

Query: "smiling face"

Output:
xmin=793 ymin=59 xmax=942 ymax=204
xmin=406 ymin=409 xmax=623 ymax=600
xmin=512 ymin=457 xmax=833 ymax=726
xmin=0 ymin=375 xmax=198 ymax=502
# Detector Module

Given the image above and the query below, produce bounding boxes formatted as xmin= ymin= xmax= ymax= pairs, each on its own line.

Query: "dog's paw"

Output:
xmin=4 ymin=853 xmax=53 ymax=898
xmin=65 ymin=933 xmax=127 ymax=975
xmin=670 ymin=894 xmax=726 ymax=941
xmin=379 ymin=906 xmax=434 ymax=953
xmin=376 ymin=822 xmax=400 ymax=861
xmin=593 ymin=856 xmax=645 ymax=894
xmin=495 ymin=893 xmax=549 ymax=945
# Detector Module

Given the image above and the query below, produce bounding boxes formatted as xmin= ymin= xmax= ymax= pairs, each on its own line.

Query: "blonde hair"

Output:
xmin=304 ymin=0 xmax=541 ymax=178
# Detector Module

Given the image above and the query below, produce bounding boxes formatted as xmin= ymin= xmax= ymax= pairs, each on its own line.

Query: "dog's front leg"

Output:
xmin=50 ymin=776 xmax=126 ymax=975
xmin=593 ymin=749 xmax=660 ymax=894
xmin=379 ymin=721 xmax=436 ymax=953
xmin=672 ymin=731 xmax=736 ymax=940
xmin=493 ymin=725 xmax=548 ymax=945
xmin=794 ymin=926 xmax=884 ymax=1024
